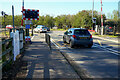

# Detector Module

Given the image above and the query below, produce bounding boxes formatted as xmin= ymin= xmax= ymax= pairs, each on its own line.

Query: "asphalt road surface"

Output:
xmin=47 ymin=31 xmax=119 ymax=78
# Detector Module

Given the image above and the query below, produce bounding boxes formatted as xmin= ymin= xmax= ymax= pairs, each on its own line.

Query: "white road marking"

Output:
xmin=31 ymin=35 xmax=35 ymax=40
xmin=51 ymin=38 xmax=60 ymax=49
xmin=94 ymin=44 xmax=119 ymax=56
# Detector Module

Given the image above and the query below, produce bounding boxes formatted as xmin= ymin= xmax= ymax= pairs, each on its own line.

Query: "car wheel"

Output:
xmin=88 ymin=45 xmax=92 ymax=48
xmin=70 ymin=41 xmax=74 ymax=48
xmin=63 ymin=37 xmax=66 ymax=43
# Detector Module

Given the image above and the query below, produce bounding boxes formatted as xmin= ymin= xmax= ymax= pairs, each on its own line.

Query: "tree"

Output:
xmin=113 ymin=10 xmax=118 ymax=21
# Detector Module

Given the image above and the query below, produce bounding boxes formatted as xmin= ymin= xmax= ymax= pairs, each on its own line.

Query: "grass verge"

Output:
xmin=50 ymin=29 xmax=67 ymax=31
xmin=92 ymin=32 xmax=120 ymax=38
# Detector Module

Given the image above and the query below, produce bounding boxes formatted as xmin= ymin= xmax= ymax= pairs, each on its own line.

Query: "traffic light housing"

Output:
xmin=92 ymin=17 xmax=96 ymax=23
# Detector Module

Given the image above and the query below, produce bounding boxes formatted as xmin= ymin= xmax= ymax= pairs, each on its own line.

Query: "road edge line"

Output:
xmin=94 ymin=44 xmax=119 ymax=55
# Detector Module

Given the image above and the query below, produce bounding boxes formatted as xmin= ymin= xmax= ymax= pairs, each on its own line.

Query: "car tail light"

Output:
xmin=90 ymin=35 xmax=92 ymax=38
xmin=72 ymin=35 xmax=76 ymax=38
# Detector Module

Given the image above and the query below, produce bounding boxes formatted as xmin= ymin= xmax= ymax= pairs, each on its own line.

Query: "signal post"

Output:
xmin=21 ymin=0 xmax=39 ymax=43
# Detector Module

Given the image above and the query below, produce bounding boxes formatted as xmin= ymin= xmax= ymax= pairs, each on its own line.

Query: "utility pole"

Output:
xmin=92 ymin=0 xmax=96 ymax=31
xmin=92 ymin=0 xmax=94 ymax=19
xmin=101 ymin=0 xmax=104 ymax=35
xmin=92 ymin=0 xmax=94 ymax=30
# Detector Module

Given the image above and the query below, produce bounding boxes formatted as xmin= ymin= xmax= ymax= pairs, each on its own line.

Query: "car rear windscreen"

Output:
xmin=74 ymin=30 xmax=90 ymax=35
xmin=42 ymin=27 xmax=46 ymax=28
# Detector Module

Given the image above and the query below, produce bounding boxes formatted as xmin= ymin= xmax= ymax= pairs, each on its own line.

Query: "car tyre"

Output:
xmin=70 ymin=41 xmax=74 ymax=48
xmin=88 ymin=45 xmax=92 ymax=48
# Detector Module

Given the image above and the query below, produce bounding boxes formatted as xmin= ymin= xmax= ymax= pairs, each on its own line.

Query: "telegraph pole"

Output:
xmin=92 ymin=0 xmax=94 ymax=30
xmin=92 ymin=0 xmax=94 ymax=19
xmin=101 ymin=0 xmax=104 ymax=35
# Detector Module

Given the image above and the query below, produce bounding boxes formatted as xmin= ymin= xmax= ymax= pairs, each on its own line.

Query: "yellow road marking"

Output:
xmin=97 ymin=40 xmax=102 ymax=46
xmin=51 ymin=38 xmax=62 ymax=47
xmin=108 ymin=45 xmax=118 ymax=46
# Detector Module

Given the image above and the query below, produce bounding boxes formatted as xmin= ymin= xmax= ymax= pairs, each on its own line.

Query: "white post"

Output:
xmin=95 ymin=25 xmax=98 ymax=32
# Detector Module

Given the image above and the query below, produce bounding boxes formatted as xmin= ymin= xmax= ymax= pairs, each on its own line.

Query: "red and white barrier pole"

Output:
xmin=21 ymin=0 xmax=24 ymax=27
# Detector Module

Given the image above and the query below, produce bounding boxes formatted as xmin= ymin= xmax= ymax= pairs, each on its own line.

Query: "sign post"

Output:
xmin=22 ymin=9 xmax=39 ymax=43
xmin=92 ymin=17 xmax=96 ymax=31
xmin=12 ymin=5 xmax=15 ymax=33
xmin=21 ymin=0 xmax=39 ymax=43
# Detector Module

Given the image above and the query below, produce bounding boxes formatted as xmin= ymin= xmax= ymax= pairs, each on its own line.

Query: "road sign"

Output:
xmin=25 ymin=20 xmax=33 ymax=24
xmin=26 ymin=25 xmax=30 ymax=29
xmin=23 ymin=9 xmax=39 ymax=20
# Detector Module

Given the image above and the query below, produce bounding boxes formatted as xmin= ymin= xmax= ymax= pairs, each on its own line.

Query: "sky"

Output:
xmin=0 ymin=0 xmax=119 ymax=18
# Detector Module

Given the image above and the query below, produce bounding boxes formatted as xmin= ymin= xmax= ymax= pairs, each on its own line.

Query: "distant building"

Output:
xmin=118 ymin=1 xmax=120 ymax=18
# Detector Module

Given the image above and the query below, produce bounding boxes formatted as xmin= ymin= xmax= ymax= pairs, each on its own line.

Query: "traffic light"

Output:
xmin=92 ymin=17 xmax=96 ymax=23
xmin=1 ymin=11 xmax=4 ymax=16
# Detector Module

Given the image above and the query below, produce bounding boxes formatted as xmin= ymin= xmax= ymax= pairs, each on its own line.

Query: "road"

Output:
xmin=47 ymin=31 xmax=119 ymax=78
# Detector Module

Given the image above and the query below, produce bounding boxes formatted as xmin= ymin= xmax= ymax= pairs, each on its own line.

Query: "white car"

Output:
xmin=34 ymin=25 xmax=47 ymax=33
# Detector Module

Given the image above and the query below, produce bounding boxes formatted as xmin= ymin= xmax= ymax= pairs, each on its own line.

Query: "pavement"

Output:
xmin=15 ymin=33 xmax=80 ymax=79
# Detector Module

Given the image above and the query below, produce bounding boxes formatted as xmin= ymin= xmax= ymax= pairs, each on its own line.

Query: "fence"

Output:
xmin=95 ymin=25 xmax=119 ymax=35
xmin=45 ymin=33 xmax=51 ymax=49
xmin=0 ymin=28 xmax=25 ymax=74
xmin=0 ymin=38 xmax=13 ymax=72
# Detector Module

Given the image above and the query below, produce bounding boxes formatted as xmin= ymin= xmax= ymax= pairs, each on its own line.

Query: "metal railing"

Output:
xmin=45 ymin=33 xmax=51 ymax=49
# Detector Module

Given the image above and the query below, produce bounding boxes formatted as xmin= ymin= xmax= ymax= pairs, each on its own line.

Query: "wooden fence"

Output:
xmin=0 ymin=38 xmax=13 ymax=71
